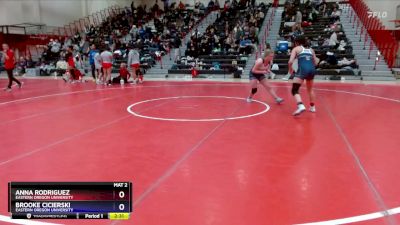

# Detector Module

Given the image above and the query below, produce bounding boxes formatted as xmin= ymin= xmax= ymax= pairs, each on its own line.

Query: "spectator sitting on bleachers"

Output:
xmin=291 ymin=24 xmax=303 ymax=40
xmin=39 ymin=61 xmax=55 ymax=76
xmin=318 ymin=51 xmax=358 ymax=76
xmin=330 ymin=7 xmax=341 ymax=23
xmin=239 ymin=36 xmax=254 ymax=54
xmin=63 ymin=46 xmax=79 ymax=82
xmin=320 ymin=51 xmax=357 ymax=68
xmin=224 ymin=33 xmax=234 ymax=52
xmin=16 ymin=57 xmax=27 ymax=76
xmin=94 ymin=51 xmax=103 ymax=83
xmin=295 ymin=8 xmax=302 ymax=28
xmin=80 ymin=38 xmax=90 ymax=57
xmin=311 ymin=0 xmax=321 ymax=8
xmin=208 ymin=0 xmax=215 ymax=9
xmin=328 ymin=31 xmax=339 ymax=47
xmin=178 ymin=1 xmax=185 ymax=10
xmin=50 ymin=39 xmax=61 ymax=56
xmin=283 ymin=13 xmax=296 ymax=29
xmin=223 ymin=0 xmax=230 ymax=11
xmin=338 ymin=57 xmax=357 ymax=67
xmin=26 ymin=56 xmax=35 ymax=68
xmin=320 ymin=37 xmax=330 ymax=47
xmin=130 ymin=25 xmax=138 ymax=41
xmin=215 ymin=0 xmax=220 ymax=9
xmin=319 ymin=0 xmax=328 ymax=16
xmin=73 ymin=32 xmax=81 ymax=44
xmin=195 ymin=0 xmax=206 ymax=13
xmin=337 ymin=39 xmax=347 ymax=51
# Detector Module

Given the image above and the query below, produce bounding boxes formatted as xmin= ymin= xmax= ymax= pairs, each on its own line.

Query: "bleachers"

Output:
xmin=167 ymin=4 xmax=270 ymax=77
xmin=272 ymin=2 xmax=359 ymax=77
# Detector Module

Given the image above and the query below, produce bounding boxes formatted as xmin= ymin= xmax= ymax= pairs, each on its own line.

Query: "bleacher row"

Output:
xmin=169 ymin=53 xmax=246 ymax=76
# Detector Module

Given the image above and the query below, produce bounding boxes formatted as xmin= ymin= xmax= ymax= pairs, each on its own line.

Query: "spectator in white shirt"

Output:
xmin=329 ymin=31 xmax=339 ymax=47
xmin=330 ymin=7 xmax=341 ymax=22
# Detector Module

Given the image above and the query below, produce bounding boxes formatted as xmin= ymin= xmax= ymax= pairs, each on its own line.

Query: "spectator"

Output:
xmin=2 ymin=43 xmax=22 ymax=91
xmin=295 ymin=8 xmax=302 ymax=25
xmin=208 ymin=0 xmax=215 ymax=9
xmin=319 ymin=0 xmax=327 ymax=16
xmin=326 ymin=51 xmax=338 ymax=65
xmin=94 ymin=51 xmax=103 ymax=84
xmin=50 ymin=39 xmax=61 ymax=55
xmin=63 ymin=46 xmax=77 ymax=82
xmin=16 ymin=56 xmax=27 ymax=76
xmin=162 ymin=0 xmax=169 ymax=12
xmin=292 ymin=24 xmax=303 ymax=39
xmin=73 ymin=31 xmax=81 ymax=44
xmin=80 ymin=38 xmax=90 ymax=56
xmin=39 ymin=62 xmax=55 ymax=76
xmin=328 ymin=31 xmax=339 ymax=47
xmin=130 ymin=25 xmax=138 ymax=41
xmin=88 ymin=44 xmax=99 ymax=81
xmin=178 ymin=1 xmax=185 ymax=10
xmin=224 ymin=0 xmax=230 ymax=11
xmin=330 ymin=7 xmax=341 ymax=23
xmin=215 ymin=0 xmax=220 ymax=9
xmin=26 ymin=55 xmax=35 ymax=68
xmin=239 ymin=37 xmax=253 ymax=54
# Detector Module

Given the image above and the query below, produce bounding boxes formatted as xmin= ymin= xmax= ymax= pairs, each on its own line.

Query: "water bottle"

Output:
xmin=120 ymin=78 xmax=124 ymax=85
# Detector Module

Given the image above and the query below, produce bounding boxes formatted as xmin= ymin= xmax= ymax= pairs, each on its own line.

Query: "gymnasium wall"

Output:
xmin=363 ymin=0 xmax=399 ymax=29
xmin=0 ymin=0 xmax=131 ymax=28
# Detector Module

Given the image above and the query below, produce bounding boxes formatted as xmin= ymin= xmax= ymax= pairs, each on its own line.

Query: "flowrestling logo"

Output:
xmin=367 ymin=11 xmax=388 ymax=19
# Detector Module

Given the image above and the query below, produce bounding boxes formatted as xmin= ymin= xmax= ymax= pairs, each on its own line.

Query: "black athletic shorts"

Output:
xmin=249 ymin=71 xmax=266 ymax=81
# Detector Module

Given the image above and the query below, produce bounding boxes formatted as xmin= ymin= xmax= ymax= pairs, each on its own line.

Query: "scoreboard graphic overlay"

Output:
xmin=8 ymin=182 xmax=132 ymax=220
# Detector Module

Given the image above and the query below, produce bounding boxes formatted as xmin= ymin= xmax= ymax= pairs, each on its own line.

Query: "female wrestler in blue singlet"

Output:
xmin=288 ymin=36 xmax=320 ymax=116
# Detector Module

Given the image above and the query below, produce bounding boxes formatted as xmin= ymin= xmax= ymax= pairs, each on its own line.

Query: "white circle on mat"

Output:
xmin=127 ymin=96 xmax=270 ymax=122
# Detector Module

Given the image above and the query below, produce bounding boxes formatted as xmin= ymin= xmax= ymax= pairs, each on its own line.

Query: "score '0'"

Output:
xmin=119 ymin=191 xmax=125 ymax=198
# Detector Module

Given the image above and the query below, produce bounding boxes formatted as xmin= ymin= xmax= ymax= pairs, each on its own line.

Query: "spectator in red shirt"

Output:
xmin=178 ymin=1 xmax=185 ymax=9
xmin=2 ymin=43 xmax=22 ymax=91
xmin=63 ymin=46 xmax=78 ymax=82
xmin=113 ymin=63 xmax=131 ymax=84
